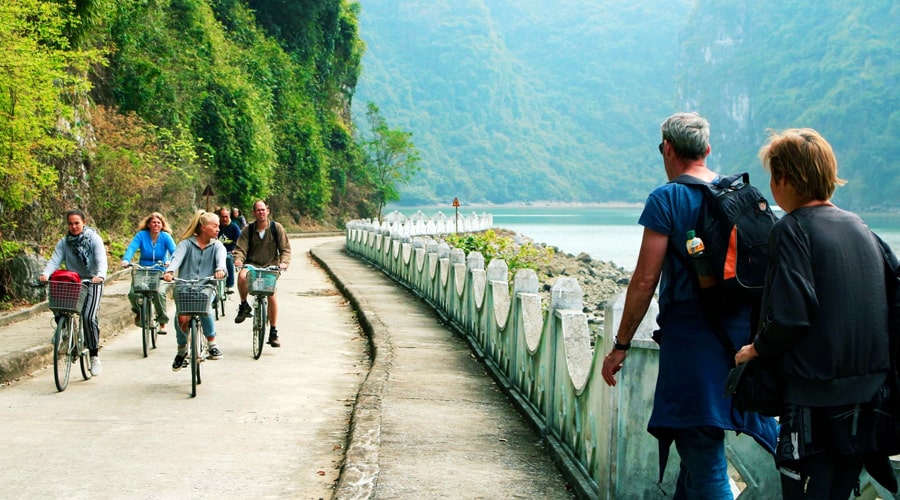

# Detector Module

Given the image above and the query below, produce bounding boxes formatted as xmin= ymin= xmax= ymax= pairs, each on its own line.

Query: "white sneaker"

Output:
xmin=90 ymin=356 xmax=102 ymax=376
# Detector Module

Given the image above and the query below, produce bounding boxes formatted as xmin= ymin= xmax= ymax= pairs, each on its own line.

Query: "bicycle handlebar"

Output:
xmin=122 ymin=262 xmax=166 ymax=270
xmin=171 ymin=275 xmax=221 ymax=283
xmin=238 ymin=264 xmax=281 ymax=272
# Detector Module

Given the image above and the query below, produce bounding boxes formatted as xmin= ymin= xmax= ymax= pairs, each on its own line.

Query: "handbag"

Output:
xmin=723 ymin=358 xmax=783 ymax=417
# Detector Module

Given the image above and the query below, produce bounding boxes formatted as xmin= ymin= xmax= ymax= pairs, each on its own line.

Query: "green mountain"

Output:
xmin=352 ymin=0 xmax=900 ymax=210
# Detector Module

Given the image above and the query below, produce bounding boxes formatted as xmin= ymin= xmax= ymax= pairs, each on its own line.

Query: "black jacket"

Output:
xmin=755 ymin=206 xmax=889 ymax=406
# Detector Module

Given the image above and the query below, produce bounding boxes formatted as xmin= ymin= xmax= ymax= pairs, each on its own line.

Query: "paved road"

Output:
xmin=0 ymin=236 xmax=367 ymax=499
xmin=0 ymin=235 xmax=574 ymax=499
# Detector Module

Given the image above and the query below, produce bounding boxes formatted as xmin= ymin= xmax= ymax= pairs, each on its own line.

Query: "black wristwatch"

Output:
xmin=613 ymin=336 xmax=631 ymax=351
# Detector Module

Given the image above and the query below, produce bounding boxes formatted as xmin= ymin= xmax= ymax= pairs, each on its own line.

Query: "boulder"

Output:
xmin=2 ymin=250 xmax=48 ymax=303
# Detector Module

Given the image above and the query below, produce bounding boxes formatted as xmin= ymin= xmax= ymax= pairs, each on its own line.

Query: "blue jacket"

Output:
xmin=122 ymin=230 xmax=177 ymax=268
xmin=217 ymin=222 xmax=242 ymax=252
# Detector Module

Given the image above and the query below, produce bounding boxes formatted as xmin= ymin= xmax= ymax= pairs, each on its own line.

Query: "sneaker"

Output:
xmin=158 ymin=324 xmax=167 ymax=335
xmin=208 ymin=345 xmax=223 ymax=360
xmin=226 ymin=287 xmax=235 ymax=295
xmin=268 ymin=328 xmax=280 ymax=348
xmin=235 ymin=302 xmax=253 ymax=324
xmin=90 ymin=356 xmax=102 ymax=376
xmin=172 ymin=351 xmax=188 ymax=372
xmin=134 ymin=313 xmax=141 ymax=327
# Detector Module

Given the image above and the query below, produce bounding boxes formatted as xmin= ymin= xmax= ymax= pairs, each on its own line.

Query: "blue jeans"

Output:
xmin=174 ymin=305 xmax=216 ymax=348
xmin=673 ymin=426 xmax=732 ymax=500
xmin=224 ymin=253 xmax=235 ymax=288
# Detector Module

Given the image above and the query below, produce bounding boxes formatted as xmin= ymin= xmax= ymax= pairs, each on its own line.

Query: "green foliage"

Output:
xmin=0 ymin=0 xmax=102 ymax=216
xmin=0 ymin=240 xmax=25 ymax=261
xmin=359 ymin=102 xmax=421 ymax=218
xmin=354 ymin=0 xmax=899 ymax=211
xmin=87 ymin=105 xmax=200 ymax=236
xmin=353 ymin=0 xmax=690 ymax=206
xmin=445 ymin=229 xmax=554 ymax=276
xmin=100 ymin=0 xmax=367 ymax=218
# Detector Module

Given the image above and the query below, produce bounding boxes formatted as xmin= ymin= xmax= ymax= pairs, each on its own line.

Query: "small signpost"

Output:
xmin=452 ymin=197 xmax=460 ymax=233
xmin=202 ymin=184 xmax=214 ymax=212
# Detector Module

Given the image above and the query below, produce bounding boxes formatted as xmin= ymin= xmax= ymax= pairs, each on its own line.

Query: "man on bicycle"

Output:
xmin=216 ymin=207 xmax=242 ymax=293
xmin=233 ymin=200 xmax=291 ymax=347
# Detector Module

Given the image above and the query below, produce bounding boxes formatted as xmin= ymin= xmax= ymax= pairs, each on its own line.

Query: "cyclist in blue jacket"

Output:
xmin=121 ymin=212 xmax=177 ymax=333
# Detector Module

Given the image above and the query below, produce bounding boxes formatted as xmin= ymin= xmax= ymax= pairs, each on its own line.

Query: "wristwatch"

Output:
xmin=613 ymin=336 xmax=631 ymax=351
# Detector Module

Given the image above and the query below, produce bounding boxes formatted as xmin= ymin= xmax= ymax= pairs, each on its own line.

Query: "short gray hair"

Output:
xmin=661 ymin=112 xmax=710 ymax=160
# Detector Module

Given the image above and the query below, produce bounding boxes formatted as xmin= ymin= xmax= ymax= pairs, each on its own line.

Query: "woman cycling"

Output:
xmin=163 ymin=211 xmax=227 ymax=370
xmin=39 ymin=209 xmax=108 ymax=376
xmin=121 ymin=212 xmax=177 ymax=334
xmin=231 ymin=207 xmax=248 ymax=230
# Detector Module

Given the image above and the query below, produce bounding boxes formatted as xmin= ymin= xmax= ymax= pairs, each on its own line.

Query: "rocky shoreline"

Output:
xmin=507 ymin=232 xmax=632 ymax=338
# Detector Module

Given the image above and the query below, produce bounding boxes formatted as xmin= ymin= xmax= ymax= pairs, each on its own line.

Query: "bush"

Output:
xmin=444 ymin=229 xmax=553 ymax=276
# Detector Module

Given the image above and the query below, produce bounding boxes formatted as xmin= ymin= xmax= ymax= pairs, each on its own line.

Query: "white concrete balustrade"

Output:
xmin=345 ymin=214 xmax=789 ymax=499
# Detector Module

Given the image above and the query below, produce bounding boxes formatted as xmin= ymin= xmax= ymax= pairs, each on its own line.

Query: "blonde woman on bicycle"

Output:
xmin=162 ymin=211 xmax=227 ymax=370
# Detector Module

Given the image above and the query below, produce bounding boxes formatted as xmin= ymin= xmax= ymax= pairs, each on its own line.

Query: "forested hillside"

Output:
xmin=678 ymin=0 xmax=900 ymax=210
xmin=353 ymin=0 xmax=900 ymax=210
xmin=0 ymin=0 xmax=370 ymax=249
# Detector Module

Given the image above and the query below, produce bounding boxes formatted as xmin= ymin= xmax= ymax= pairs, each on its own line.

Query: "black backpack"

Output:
xmin=672 ymin=172 xmax=778 ymax=304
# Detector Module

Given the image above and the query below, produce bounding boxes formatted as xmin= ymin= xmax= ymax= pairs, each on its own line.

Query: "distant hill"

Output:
xmin=352 ymin=0 xmax=900 ymax=210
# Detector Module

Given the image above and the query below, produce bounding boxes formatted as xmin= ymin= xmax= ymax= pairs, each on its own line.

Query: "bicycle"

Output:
xmin=213 ymin=276 xmax=227 ymax=320
xmin=45 ymin=279 xmax=95 ymax=392
xmin=126 ymin=263 xmax=165 ymax=357
xmin=242 ymin=264 xmax=280 ymax=359
xmin=172 ymin=276 xmax=217 ymax=397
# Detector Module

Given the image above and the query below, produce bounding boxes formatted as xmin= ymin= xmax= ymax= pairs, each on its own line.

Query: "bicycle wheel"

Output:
xmin=213 ymin=290 xmax=220 ymax=321
xmin=150 ymin=306 xmax=158 ymax=350
xmin=53 ymin=315 xmax=73 ymax=392
xmin=79 ymin=321 xmax=93 ymax=381
xmin=252 ymin=297 xmax=266 ymax=359
xmin=190 ymin=318 xmax=200 ymax=397
xmin=141 ymin=295 xmax=151 ymax=357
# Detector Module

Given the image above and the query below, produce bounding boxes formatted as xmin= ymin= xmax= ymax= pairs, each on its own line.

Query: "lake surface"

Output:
xmin=397 ymin=205 xmax=900 ymax=272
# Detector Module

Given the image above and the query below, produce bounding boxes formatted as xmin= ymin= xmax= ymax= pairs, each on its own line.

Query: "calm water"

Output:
xmin=397 ymin=206 xmax=900 ymax=272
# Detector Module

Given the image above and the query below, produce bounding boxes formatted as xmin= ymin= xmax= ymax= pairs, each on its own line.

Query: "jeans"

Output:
xmin=673 ymin=426 xmax=733 ymax=500
xmin=174 ymin=304 xmax=216 ymax=348
xmin=225 ymin=253 xmax=235 ymax=288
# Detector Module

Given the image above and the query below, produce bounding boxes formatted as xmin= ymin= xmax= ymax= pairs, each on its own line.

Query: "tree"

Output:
xmin=0 ymin=0 xmax=98 ymax=223
xmin=359 ymin=102 xmax=421 ymax=218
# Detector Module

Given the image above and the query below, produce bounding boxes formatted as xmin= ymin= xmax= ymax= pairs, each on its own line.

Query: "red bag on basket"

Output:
xmin=48 ymin=270 xmax=83 ymax=313
xmin=50 ymin=270 xmax=80 ymax=282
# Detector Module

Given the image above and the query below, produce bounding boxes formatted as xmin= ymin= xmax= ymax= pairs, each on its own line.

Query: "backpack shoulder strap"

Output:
xmin=247 ymin=220 xmax=282 ymax=258
xmin=270 ymin=220 xmax=281 ymax=254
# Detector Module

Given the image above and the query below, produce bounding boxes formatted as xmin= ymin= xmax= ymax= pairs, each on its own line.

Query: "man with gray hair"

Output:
xmin=601 ymin=112 xmax=777 ymax=497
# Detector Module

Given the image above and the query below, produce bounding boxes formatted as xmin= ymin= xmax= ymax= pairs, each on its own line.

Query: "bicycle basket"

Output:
xmin=49 ymin=281 xmax=86 ymax=314
xmin=132 ymin=268 xmax=163 ymax=293
xmin=248 ymin=269 xmax=278 ymax=296
xmin=173 ymin=284 xmax=214 ymax=316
